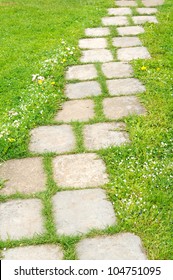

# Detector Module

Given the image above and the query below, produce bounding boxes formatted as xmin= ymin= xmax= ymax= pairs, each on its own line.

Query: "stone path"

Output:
xmin=0 ymin=0 xmax=164 ymax=260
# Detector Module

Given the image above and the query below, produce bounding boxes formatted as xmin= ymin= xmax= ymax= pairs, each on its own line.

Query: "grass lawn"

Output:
xmin=0 ymin=0 xmax=173 ymax=259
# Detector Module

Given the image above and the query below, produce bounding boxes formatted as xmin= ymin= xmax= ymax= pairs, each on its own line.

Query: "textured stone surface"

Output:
xmin=52 ymin=189 xmax=116 ymax=235
xmin=106 ymin=78 xmax=146 ymax=96
xmin=137 ymin=8 xmax=157 ymax=14
xmin=83 ymin=123 xmax=130 ymax=150
xmin=116 ymin=1 xmax=137 ymax=6
xmin=76 ymin=233 xmax=147 ymax=260
xmin=112 ymin=37 xmax=142 ymax=48
xmin=52 ymin=153 xmax=108 ymax=188
xmin=55 ymin=100 xmax=94 ymax=122
xmin=81 ymin=49 xmax=113 ymax=63
xmin=132 ymin=16 xmax=158 ymax=24
xmin=103 ymin=96 xmax=146 ymax=119
xmin=79 ymin=38 xmax=107 ymax=49
xmin=2 ymin=245 xmax=63 ymax=260
xmin=0 ymin=158 xmax=46 ymax=195
xmin=117 ymin=46 xmax=151 ymax=61
xmin=85 ymin=27 xmax=110 ymax=37
xmin=29 ymin=125 xmax=75 ymax=153
xmin=108 ymin=8 xmax=132 ymax=15
xmin=65 ymin=64 xmax=97 ymax=81
xmin=142 ymin=0 xmax=164 ymax=7
xmin=0 ymin=199 xmax=44 ymax=240
xmin=101 ymin=62 xmax=133 ymax=78
xmin=117 ymin=26 xmax=145 ymax=36
xmin=65 ymin=81 xmax=102 ymax=99
xmin=102 ymin=16 xmax=128 ymax=26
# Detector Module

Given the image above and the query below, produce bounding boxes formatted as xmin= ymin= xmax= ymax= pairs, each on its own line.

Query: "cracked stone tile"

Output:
xmin=102 ymin=16 xmax=129 ymax=26
xmin=2 ymin=245 xmax=63 ymax=260
xmin=55 ymin=100 xmax=94 ymax=122
xmin=112 ymin=37 xmax=142 ymax=48
xmin=83 ymin=122 xmax=130 ymax=150
xmin=132 ymin=16 xmax=158 ymax=24
xmin=117 ymin=26 xmax=145 ymax=36
xmin=117 ymin=46 xmax=151 ymax=61
xmin=79 ymin=38 xmax=107 ymax=49
xmin=76 ymin=233 xmax=147 ymax=260
xmin=80 ymin=49 xmax=113 ymax=63
xmin=65 ymin=64 xmax=97 ymax=81
xmin=0 ymin=199 xmax=44 ymax=241
xmin=103 ymin=96 xmax=146 ymax=119
xmin=52 ymin=153 xmax=108 ymax=188
xmin=52 ymin=188 xmax=116 ymax=235
xmin=106 ymin=78 xmax=146 ymax=96
xmin=101 ymin=62 xmax=133 ymax=78
xmin=85 ymin=27 xmax=110 ymax=37
xmin=65 ymin=81 xmax=102 ymax=99
xmin=137 ymin=8 xmax=157 ymax=14
xmin=0 ymin=157 xmax=46 ymax=195
xmin=29 ymin=125 xmax=75 ymax=153
xmin=108 ymin=8 xmax=132 ymax=15
xmin=142 ymin=0 xmax=164 ymax=7
xmin=116 ymin=1 xmax=137 ymax=7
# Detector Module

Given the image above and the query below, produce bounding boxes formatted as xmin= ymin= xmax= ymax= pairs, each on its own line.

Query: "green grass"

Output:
xmin=0 ymin=0 xmax=173 ymax=260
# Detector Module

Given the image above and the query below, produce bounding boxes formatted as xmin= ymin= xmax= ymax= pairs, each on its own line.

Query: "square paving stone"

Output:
xmin=101 ymin=62 xmax=133 ymax=78
xmin=65 ymin=64 xmax=97 ymax=81
xmin=79 ymin=38 xmax=107 ymax=49
xmin=112 ymin=37 xmax=142 ymax=48
xmin=52 ymin=153 xmax=108 ymax=188
xmin=102 ymin=16 xmax=129 ymax=26
xmin=116 ymin=1 xmax=137 ymax=6
xmin=84 ymin=123 xmax=130 ymax=150
xmin=76 ymin=233 xmax=147 ymax=260
xmin=29 ymin=125 xmax=75 ymax=153
xmin=103 ymin=96 xmax=146 ymax=119
xmin=85 ymin=27 xmax=110 ymax=37
xmin=117 ymin=26 xmax=145 ymax=36
xmin=0 ymin=199 xmax=44 ymax=241
xmin=52 ymin=189 xmax=116 ymax=236
xmin=142 ymin=0 xmax=164 ymax=6
xmin=117 ymin=46 xmax=151 ymax=61
xmin=65 ymin=81 xmax=102 ymax=99
xmin=55 ymin=100 xmax=94 ymax=122
xmin=2 ymin=245 xmax=63 ymax=260
xmin=132 ymin=16 xmax=158 ymax=24
xmin=106 ymin=78 xmax=146 ymax=96
xmin=108 ymin=8 xmax=132 ymax=15
xmin=0 ymin=158 xmax=46 ymax=195
xmin=137 ymin=8 xmax=157 ymax=14
xmin=80 ymin=49 xmax=113 ymax=63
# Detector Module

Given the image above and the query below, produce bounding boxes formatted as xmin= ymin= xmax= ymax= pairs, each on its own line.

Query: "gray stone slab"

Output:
xmin=55 ymin=100 xmax=94 ymax=122
xmin=116 ymin=1 xmax=137 ymax=6
xmin=108 ymin=8 xmax=132 ymax=15
xmin=142 ymin=0 xmax=164 ymax=7
xmin=81 ymin=49 xmax=113 ymax=63
xmin=52 ymin=189 xmax=116 ymax=236
xmin=65 ymin=64 xmax=97 ymax=81
xmin=0 ymin=158 xmax=46 ymax=195
xmin=117 ymin=46 xmax=151 ymax=61
xmin=65 ymin=81 xmax=102 ymax=99
xmin=52 ymin=153 xmax=108 ymax=188
xmin=106 ymin=78 xmax=146 ymax=96
xmin=76 ymin=233 xmax=147 ymax=260
xmin=117 ymin=26 xmax=145 ymax=36
xmin=79 ymin=38 xmax=107 ymax=49
xmin=0 ymin=199 xmax=44 ymax=241
xmin=137 ymin=8 xmax=157 ymax=14
xmin=112 ymin=37 xmax=142 ymax=48
xmin=103 ymin=96 xmax=146 ymax=119
xmin=85 ymin=27 xmax=110 ymax=37
xmin=2 ymin=245 xmax=63 ymax=260
xmin=102 ymin=16 xmax=129 ymax=26
xmin=101 ymin=62 xmax=133 ymax=78
xmin=84 ymin=123 xmax=130 ymax=150
xmin=132 ymin=16 xmax=158 ymax=24
xmin=29 ymin=125 xmax=75 ymax=153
